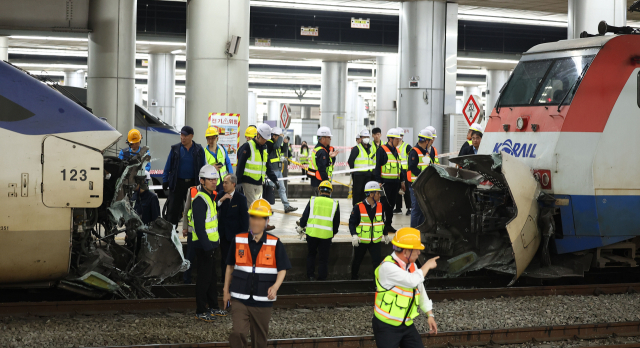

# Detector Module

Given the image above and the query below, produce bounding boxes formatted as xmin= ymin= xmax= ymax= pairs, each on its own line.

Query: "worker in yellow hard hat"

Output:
xmin=297 ymin=180 xmax=340 ymax=280
xmin=119 ymin=128 xmax=151 ymax=171
xmin=245 ymin=125 xmax=257 ymax=142
xmin=223 ymin=198 xmax=292 ymax=348
xmin=205 ymin=126 xmax=232 ymax=188
xmin=372 ymin=227 xmax=439 ymax=348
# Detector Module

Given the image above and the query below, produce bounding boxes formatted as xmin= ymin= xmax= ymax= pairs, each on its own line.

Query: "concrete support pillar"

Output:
xmin=247 ymin=91 xmax=257 ymax=126
xmin=267 ymin=100 xmax=279 ymax=123
xmin=0 ymin=36 xmax=9 ymax=62
xmin=398 ymin=1 xmax=447 ymax=149
xmin=64 ymin=70 xmax=85 ymax=88
xmin=134 ymin=87 xmax=144 ymax=105
xmin=462 ymin=86 xmax=480 ymax=104
xmin=301 ymin=106 xmax=312 ymax=120
xmin=375 ymin=56 xmax=397 ymax=139
xmin=87 ymin=0 xmax=136 ymax=149
xmin=186 ymin=0 xmax=249 ymax=146
xmin=568 ymin=0 xmax=626 ymax=39
xmin=345 ymin=80 xmax=359 ymax=147
xmin=321 ymin=61 xmax=347 ymax=158
xmin=147 ymin=53 xmax=176 ymax=125
xmin=175 ymin=96 xmax=186 ymax=130
xmin=485 ymin=70 xmax=510 ymax=116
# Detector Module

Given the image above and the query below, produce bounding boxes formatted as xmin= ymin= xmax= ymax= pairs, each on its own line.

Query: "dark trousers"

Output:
xmin=395 ymin=180 xmax=411 ymax=211
xmin=372 ymin=316 xmax=424 ymax=348
xmin=195 ymin=247 xmax=219 ymax=313
xmin=352 ymin=174 xmax=372 ymax=206
xmin=381 ymin=181 xmax=400 ymax=228
xmin=167 ymin=178 xmax=193 ymax=225
xmin=229 ymin=300 xmax=273 ymax=348
xmin=301 ymin=168 xmax=308 ymax=180
xmin=220 ymin=234 xmax=232 ymax=282
xmin=306 ymin=236 xmax=332 ymax=280
xmin=183 ymin=233 xmax=196 ymax=284
xmin=351 ymin=242 xmax=382 ymax=279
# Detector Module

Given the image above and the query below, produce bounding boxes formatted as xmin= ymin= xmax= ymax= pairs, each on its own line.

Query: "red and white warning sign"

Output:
xmin=280 ymin=104 xmax=291 ymax=129
xmin=462 ymin=95 xmax=482 ymax=126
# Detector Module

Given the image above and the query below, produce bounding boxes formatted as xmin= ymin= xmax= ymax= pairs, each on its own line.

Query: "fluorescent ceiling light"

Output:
xmin=136 ymin=40 xmax=186 ymax=46
xmin=457 ymin=68 xmax=487 ymax=75
xmin=14 ymin=63 xmax=87 ymax=69
xmin=458 ymin=57 xmax=519 ymax=64
xmin=9 ymin=35 xmax=88 ymax=42
xmin=250 ymin=46 xmax=396 ymax=57
xmin=8 ymin=48 xmax=87 ymax=57
xmin=458 ymin=14 xmax=566 ymax=27
xmin=250 ymin=0 xmax=399 ymax=16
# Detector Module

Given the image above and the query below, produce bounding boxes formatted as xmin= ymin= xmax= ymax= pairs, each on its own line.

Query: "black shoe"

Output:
xmin=385 ymin=226 xmax=397 ymax=233
xmin=406 ymin=208 xmax=412 ymax=216
xmin=284 ymin=206 xmax=298 ymax=213
xmin=393 ymin=209 xmax=402 ymax=215
xmin=209 ymin=308 xmax=228 ymax=317
xmin=195 ymin=313 xmax=216 ymax=322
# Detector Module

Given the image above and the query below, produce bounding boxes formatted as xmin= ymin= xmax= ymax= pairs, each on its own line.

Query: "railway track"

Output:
xmin=2 ymin=282 xmax=639 ymax=317
xmin=85 ymin=321 xmax=640 ymax=347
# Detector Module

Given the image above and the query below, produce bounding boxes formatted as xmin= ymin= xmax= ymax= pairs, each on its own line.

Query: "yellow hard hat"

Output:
xmin=248 ymin=198 xmax=272 ymax=217
xmin=205 ymin=126 xmax=219 ymax=137
xmin=245 ymin=126 xmax=257 ymax=138
xmin=127 ymin=129 xmax=142 ymax=143
xmin=392 ymin=227 xmax=425 ymax=250
xmin=319 ymin=180 xmax=333 ymax=192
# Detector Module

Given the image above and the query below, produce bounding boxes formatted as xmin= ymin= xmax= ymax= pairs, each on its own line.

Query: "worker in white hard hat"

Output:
xmin=458 ymin=123 xmax=483 ymax=156
xmin=425 ymin=126 xmax=440 ymax=164
xmin=407 ymin=129 xmax=433 ymax=228
xmin=189 ymin=164 xmax=227 ymax=322
xmin=349 ymin=181 xmax=390 ymax=280
xmin=393 ymin=128 xmax=413 ymax=217
xmin=373 ymin=128 xmax=405 ymax=233
xmin=266 ymin=127 xmax=297 ymax=214
xmin=307 ymin=126 xmax=338 ymax=191
xmin=236 ymin=123 xmax=281 ymax=209
xmin=348 ymin=129 xmax=375 ymax=206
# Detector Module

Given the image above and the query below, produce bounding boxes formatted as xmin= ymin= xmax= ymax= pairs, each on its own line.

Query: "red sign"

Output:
xmin=280 ymin=104 xmax=291 ymax=129
xmin=462 ymin=95 xmax=481 ymax=126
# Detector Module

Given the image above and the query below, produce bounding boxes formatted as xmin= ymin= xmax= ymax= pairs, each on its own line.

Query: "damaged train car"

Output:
xmin=0 ymin=61 xmax=188 ymax=298
xmin=416 ymin=24 xmax=640 ymax=284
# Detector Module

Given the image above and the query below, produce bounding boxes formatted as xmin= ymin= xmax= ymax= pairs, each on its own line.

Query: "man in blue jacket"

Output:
xmin=162 ymin=126 xmax=206 ymax=226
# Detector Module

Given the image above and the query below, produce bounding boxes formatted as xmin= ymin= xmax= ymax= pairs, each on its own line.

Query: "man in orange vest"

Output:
xmin=407 ymin=129 xmax=433 ymax=228
xmin=223 ymin=199 xmax=291 ymax=348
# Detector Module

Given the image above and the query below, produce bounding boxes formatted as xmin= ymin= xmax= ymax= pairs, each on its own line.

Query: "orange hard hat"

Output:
xmin=248 ymin=198 xmax=272 ymax=217
xmin=392 ymin=227 xmax=425 ymax=250
xmin=127 ymin=129 xmax=142 ymax=143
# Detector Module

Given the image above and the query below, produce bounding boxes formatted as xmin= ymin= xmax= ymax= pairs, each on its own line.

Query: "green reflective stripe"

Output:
xmin=398 ymin=142 xmax=410 ymax=170
xmin=380 ymin=146 xmax=400 ymax=179
xmin=306 ymin=196 xmax=338 ymax=239
xmin=373 ymin=255 xmax=421 ymax=326
xmin=354 ymin=143 xmax=374 ymax=171
xmin=267 ymin=140 xmax=283 ymax=163
xmin=309 ymin=146 xmax=334 ymax=179
xmin=355 ymin=202 xmax=384 ymax=244
xmin=244 ymin=140 xmax=267 ymax=182
xmin=205 ymin=145 xmax=228 ymax=186
xmin=191 ymin=192 xmax=219 ymax=242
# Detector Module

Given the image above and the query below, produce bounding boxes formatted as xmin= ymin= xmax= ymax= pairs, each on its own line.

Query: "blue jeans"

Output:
xmin=271 ymin=169 xmax=290 ymax=208
xmin=409 ymin=186 xmax=425 ymax=228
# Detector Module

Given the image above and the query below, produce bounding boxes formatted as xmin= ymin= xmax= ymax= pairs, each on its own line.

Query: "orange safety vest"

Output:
xmin=380 ymin=145 xmax=400 ymax=180
xmin=230 ymin=232 xmax=279 ymax=302
xmin=307 ymin=146 xmax=335 ymax=180
xmin=407 ymin=148 xmax=424 ymax=183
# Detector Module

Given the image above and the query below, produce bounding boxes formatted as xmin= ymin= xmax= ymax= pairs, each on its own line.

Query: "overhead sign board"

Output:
xmin=255 ymin=38 xmax=271 ymax=47
xmin=300 ymin=27 xmax=319 ymax=36
xmin=462 ymin=95 xmax=482 ymax=126
xmin=280 ymin=104 xmax=291 ymax=129
xmin=351 ymin=18 xmax=370 ymax=29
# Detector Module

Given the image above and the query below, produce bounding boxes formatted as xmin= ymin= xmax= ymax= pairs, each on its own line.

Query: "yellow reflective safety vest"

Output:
xmin=205 ymin=145 xmax=228 ymax=186
xmin=407 ymin=146 xmax=431 ymax=183
xmin=432 ymin=146 xmax=440 ymax=164
xmin=305 ymin=196 xmax=338 ymax=239
xmin=354 ymin=143 xmax=375 ymax=172
xmin=374 ymin=255 xmax=421 ymax=326
xmin=243 ymin=140 xmax=268 ymax=182
xmin=355 ymin=201 xmax=384 ymax=243
xmin=299 ymin=147 xmax=310 ymax=164
xmin=467 ymin=140 xmax=472 ymax=145
xmin=307 ymin=146 xmax=334 ymax=180
xmin=188 ymin=191 xmax=219 ymax=242
xmin=267 ymin=139 xmax=284 ymax=164
xmin=397 ymin=142 xmax=410 ymax=170
xmin=380 ymin=145 xmax=400 ymax=180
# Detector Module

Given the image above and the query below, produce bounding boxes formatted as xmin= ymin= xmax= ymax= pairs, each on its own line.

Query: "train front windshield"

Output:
xmin=499 ymin=54 xmax=595 ymax=108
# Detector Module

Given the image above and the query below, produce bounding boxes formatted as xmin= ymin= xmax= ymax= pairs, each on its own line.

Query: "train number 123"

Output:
xmin=61 ymin=169 xmax=88 ymax=181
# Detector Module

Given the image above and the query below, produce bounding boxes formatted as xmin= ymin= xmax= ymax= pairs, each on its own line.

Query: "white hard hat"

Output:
xmin=418 ymin=129 xmax=433 ymax=140
xmin=386 ymin=128 xmax=401 ymax=138
xmin=317 ymin=126 xmax=333 ymax=137
xmin=199 ymin=164 xmax=219 ymax=179
xmin=257 ymin=123 xmax=272 ymax=139
xmin=396 ymin=128 xmax=405 ymax=136
xmin=271 ymin=127 xmax=283 ymax=135
xmin=359 ymin=129 xmax=371 ymax=137
xmin=426 ymin=126 xmax=437 ymax=138
xmin=364 ymin=181 xmax=382 ymax=192
xmin=470 ymin=123 xmax=484 ymax=133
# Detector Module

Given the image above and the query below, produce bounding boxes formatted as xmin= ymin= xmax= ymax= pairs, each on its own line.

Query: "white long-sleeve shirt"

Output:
xmin=377 ymin=252 xmax=433 ymax=313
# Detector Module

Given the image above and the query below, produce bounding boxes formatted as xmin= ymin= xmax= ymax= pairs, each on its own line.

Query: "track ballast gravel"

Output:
xmin=1 ymin=293 xmax=640 ymax=348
